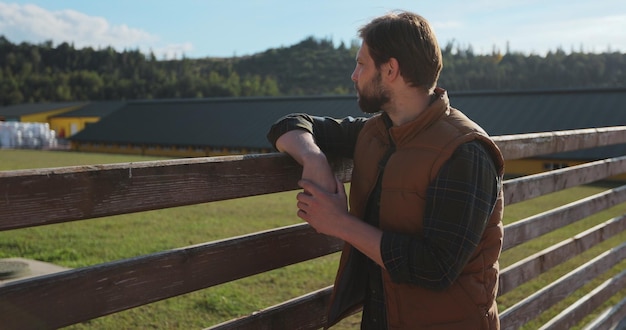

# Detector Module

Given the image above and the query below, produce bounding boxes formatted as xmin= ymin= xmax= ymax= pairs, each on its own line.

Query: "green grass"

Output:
xmin=0 ymin=149 xmax=172 ymax=171
xmin=1 ymin=149 xmax=625 ymax=329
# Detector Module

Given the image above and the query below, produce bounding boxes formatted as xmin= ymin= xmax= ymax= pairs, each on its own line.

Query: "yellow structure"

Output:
xmin=0 ymin=104 xmax=84 ymax=123
xmin=19 ymin=105 xmax=83 ymax=124
xmin=49 ymin=116 xmax=100 ymax=138
xmin=505 ymin=158 xmax=626 ymax=181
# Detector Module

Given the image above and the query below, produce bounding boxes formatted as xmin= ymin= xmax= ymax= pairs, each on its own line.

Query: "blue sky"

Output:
xmin=1 ymin=0 xmax=625 ymax=59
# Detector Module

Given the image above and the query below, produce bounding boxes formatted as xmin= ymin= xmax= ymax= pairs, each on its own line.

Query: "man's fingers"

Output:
xmin=296 ymin=191 xmax=312 ymax=204
xmin=296 ymin=199 xmax=308 ymax=210
xmin=298 ymin=179 xmax=319 ymax=194
xmin=297 ymin=209 xmax=308 ymax=220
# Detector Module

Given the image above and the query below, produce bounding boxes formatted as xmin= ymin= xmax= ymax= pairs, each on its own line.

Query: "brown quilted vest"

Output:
xmin=326 ymin=90 xmax=505 ymax=329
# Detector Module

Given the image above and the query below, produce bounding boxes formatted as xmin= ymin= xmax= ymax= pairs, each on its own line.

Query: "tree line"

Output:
xmin=1 ymin=35 xmax=624 ymax=106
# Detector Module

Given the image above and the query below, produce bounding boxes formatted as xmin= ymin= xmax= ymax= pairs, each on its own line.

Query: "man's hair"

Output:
xmin=359 ymin=11 xmax=443 ymax=91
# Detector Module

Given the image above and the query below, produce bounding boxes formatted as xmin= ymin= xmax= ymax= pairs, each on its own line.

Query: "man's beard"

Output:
xmin=356 ymin=72 xmax=390 ymax=114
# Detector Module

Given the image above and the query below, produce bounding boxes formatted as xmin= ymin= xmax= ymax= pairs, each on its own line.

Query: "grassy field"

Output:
xmin=1 ymin=149 xmax=625 ymax=329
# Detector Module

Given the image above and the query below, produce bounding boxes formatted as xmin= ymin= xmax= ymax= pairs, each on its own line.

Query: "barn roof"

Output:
xmin=451 ymin=87 xmax=626 ymax=135
xmin=69 ymin=87 xmax=626 ymax=158
xmin=51 ymin=101 xmax=125 ymax=118
xmin=452 ymin=87 xmax=626 ymax=159
xmin=0 ymin=102 xmax=86 ymax=118
xmin=69 ymin=95 xmax=365 ymax=149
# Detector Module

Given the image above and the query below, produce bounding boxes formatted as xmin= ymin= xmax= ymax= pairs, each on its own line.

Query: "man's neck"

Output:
xmin=384 ymin=88 xmax=434 ymax=127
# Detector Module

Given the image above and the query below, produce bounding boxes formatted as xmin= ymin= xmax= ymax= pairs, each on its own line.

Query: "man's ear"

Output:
xmin=386 ymin=58 xmax=400 ymax=80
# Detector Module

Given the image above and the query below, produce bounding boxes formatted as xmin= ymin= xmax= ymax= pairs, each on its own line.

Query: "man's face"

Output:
xmin=351 ymin=43 xmax=390 ymax=114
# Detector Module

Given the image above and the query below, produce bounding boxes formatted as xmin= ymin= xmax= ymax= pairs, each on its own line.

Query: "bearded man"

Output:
xmin=267 ymin=11 xmax=504 ymax=330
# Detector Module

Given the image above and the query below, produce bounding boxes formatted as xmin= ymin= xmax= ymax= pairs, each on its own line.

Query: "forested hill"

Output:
xmin=1 ymin=35 xmax=625 ymax=106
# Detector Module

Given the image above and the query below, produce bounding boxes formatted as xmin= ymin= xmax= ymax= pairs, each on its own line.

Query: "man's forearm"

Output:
xmin=335 ymin=213 xmax=385 ymax=268
xmin=275 ymin=130 xmax=336 ymax=193
xmin=275 ymin=130 xmax=324 ymax=165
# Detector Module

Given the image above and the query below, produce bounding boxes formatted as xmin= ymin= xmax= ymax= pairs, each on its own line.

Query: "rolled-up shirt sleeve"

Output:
xmin=381 ymin=140 xmax=501 ymax=290
xmin=267 ymin=113 xmax=367 ymax=158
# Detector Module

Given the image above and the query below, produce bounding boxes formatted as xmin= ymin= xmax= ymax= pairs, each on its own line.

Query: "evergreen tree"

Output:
xmin=0 ymin=35 xmax=624 ymax=106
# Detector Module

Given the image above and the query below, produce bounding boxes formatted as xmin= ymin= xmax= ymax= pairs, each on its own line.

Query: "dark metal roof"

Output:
xmin=69 ymin=96 xmax=366 ymax=149
xmin=449 ymin=88 xmax=626 ymax=135
xmin=51 ymin=101 xmax=125 ymax=118
xmin=449 ymin=88 xmax=626 ymax=160
xmin=0 ymin=102 xmax=87 ymax=117
xmin=69 ymin=88 xmax=626 ymax=158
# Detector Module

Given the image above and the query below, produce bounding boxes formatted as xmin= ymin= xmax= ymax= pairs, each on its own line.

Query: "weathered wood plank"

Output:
xmin=582 ymin=297 xmax=626 ymax=330
xmin=503 ymin=184 xmax=626 ymax=251
xmin=540 ymin=270 xmax=626 ymax=330
xmin=493 ymin=126 xmax=626 ymax=160
xmin=0 ymin=154 xmax=353 ymax=231
xmin=209 ymin=216 xmax=626 ymax=330
xmin=1 ymin=128 xmax=626 ymax=329
xmin=2 ymin=128 xmax=626 ymax=231
xmin=0 ymin=224 xmax=343 ymax=329
xmin=206 ymin=286 xmax=334 ymax=330
xmin=499 ymin=243 xmax=626 ymax=330
xmin=499 ymin=215 xmax=626 ymax=296
xmin=503 ymin=155 xmax=626 ymax=206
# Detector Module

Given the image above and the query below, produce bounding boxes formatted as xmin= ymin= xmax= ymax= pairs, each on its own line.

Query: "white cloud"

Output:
xmin=423 ymin=0 xmax=626 ymax=55
xmin=433 ymin=20 xmax=463 ymax=31
xmin=0 ymin=2 xmax=186 ymax=59
xmin=152 ymin=42 xmax=196 ymax=60
xmin=502 ymin=14 xmax=626 ymax=54
xmin=545 ymin=15 xmax=625 ymax=52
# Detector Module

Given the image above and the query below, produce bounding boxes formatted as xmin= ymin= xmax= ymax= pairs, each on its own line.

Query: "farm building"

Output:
xmin=0 ymin=101 xmax=123 ymax=139
xmin=0 ymin=102 xmax=85 ymax=123
xmin=67 ymin=87 xmax=626 ymax=178
xmin=0 ymin=101 xmax=122 ymax=148
xmin=449 ymin=87 xmax=626 ymax=177
xmin=2 ymin=87 xmax=625 ymax=178
xmin=68 ymin=95 xmax=366 ymax=157
xmin=48 ymin=101 xmax=125 ymax=138
xmin=0 ymin=102 xmax=85 ymax=148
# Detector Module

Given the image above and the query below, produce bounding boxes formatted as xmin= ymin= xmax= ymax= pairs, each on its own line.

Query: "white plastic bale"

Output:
xmin=0 ymin=121 xmax=58 ymax=148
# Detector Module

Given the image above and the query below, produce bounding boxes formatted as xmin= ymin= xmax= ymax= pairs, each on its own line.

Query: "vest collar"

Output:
xmin=381 ymin=87 xmax=450 ymax=146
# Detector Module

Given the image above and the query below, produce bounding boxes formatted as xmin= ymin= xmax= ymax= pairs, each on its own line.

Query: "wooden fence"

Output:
xmin=1 ymin=127 xmax=626 ymax=329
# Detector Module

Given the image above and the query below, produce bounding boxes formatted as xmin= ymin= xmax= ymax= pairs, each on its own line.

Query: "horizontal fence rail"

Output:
xmin=209 ymin=211 xmax=626 ymax=330
xmin=503 ymin=155 xmax=626 ymax=205
xmin=499 ymin=215 xmax=626 ymax=296
xmin=503 ymin=184 xmax=626 ymax=250
xmin=492 ymin=126 xmax=626 ymax=160
xmin=207 ymin=286 xmax=335 ymax=330
xmin=583 ymin=297 xmax=626 ymax=330
xmin=0 ymin=155 xmax=353 ymax=231
xmin=0 ymin=224 xmax=342 ymax=329
xmin=499 ymin=243 xmax=626 ymax=330
xmin=1 ymin=127 xmax=626 ymax=329
xmin=541 ymin=270 xmax=626 ymax=330
xmin=2 ymin=127 xmax=626 ymax=231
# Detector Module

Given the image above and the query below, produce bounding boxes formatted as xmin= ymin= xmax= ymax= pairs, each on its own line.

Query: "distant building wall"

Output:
xmin=506 ymin=158 xmax=626 ymax=181
xmin=70 ymin=141 xmax=271 ymax=158
xmin=49 ymin=117 xmax=100 ymax=138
